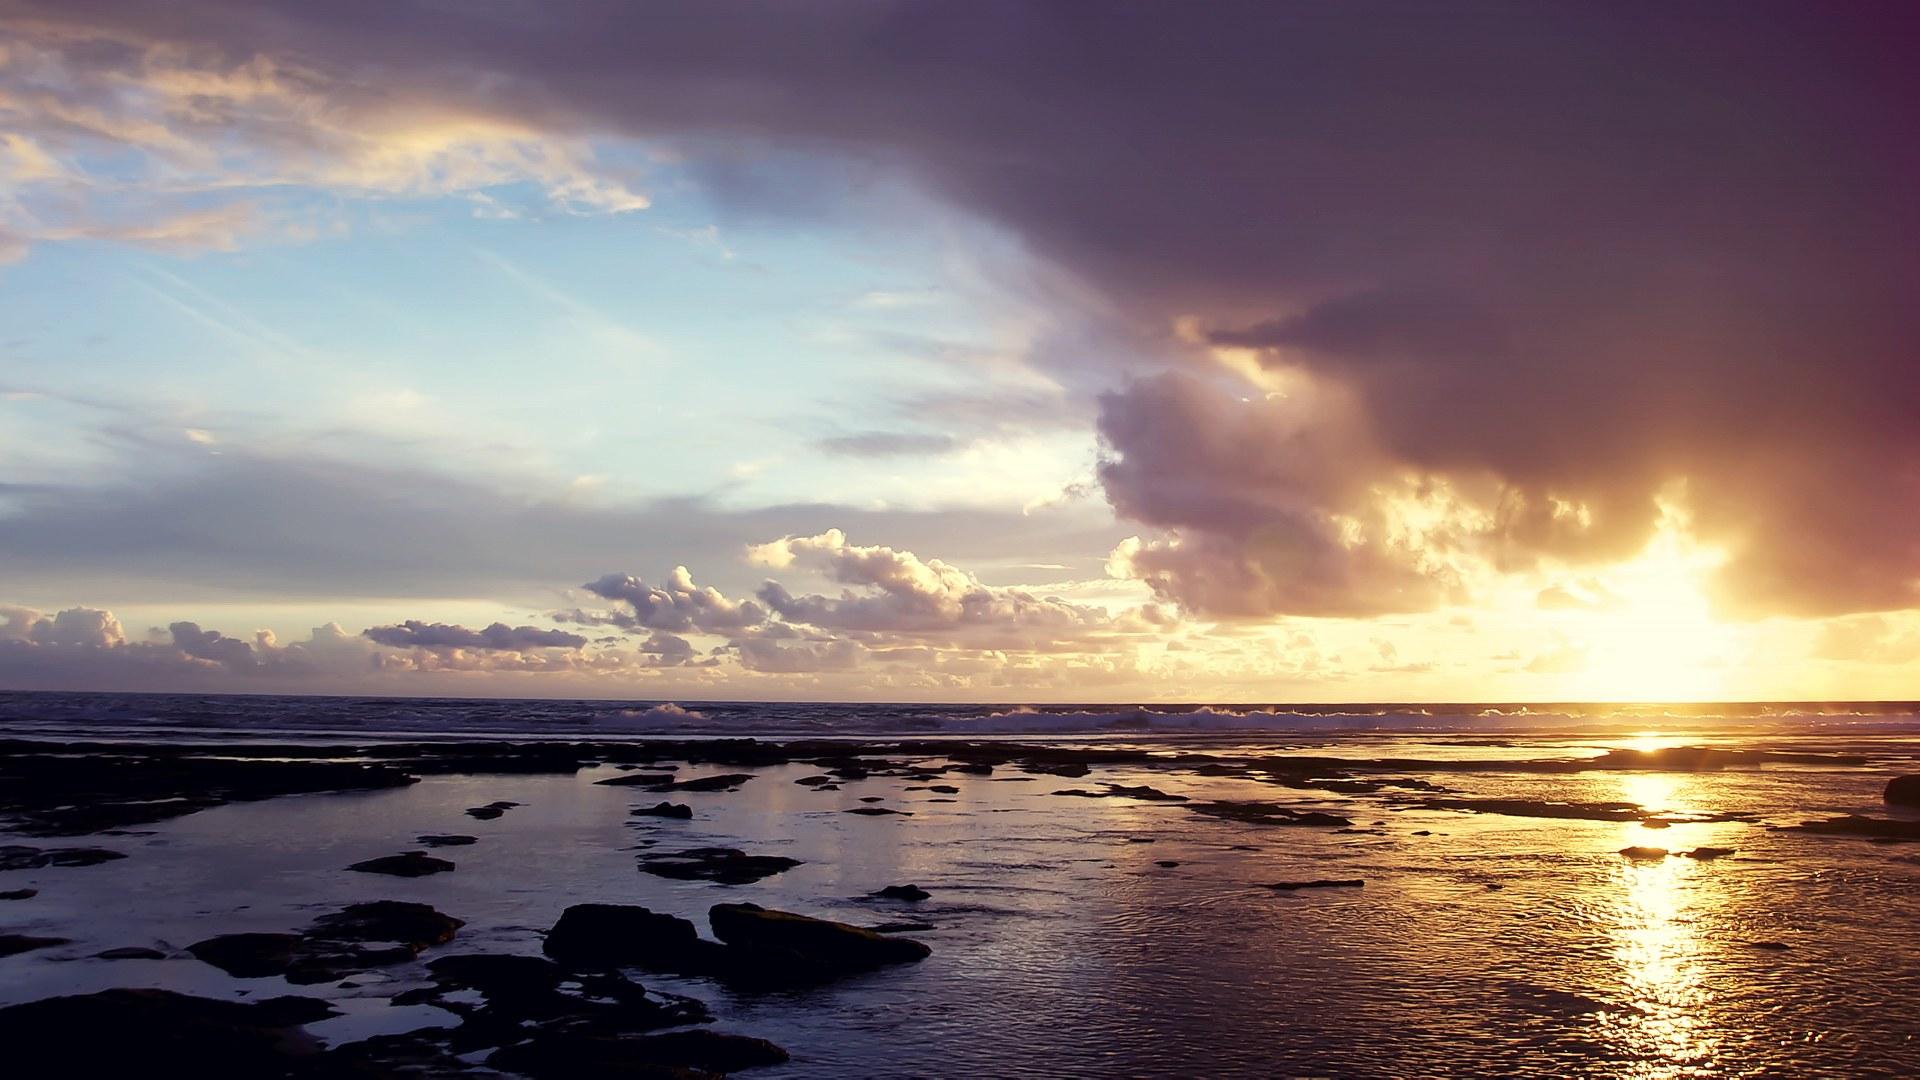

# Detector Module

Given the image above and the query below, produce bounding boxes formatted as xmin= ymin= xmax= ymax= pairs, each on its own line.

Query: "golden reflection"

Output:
xmin=1592 ymin=769 xmax=1720 ymax=1077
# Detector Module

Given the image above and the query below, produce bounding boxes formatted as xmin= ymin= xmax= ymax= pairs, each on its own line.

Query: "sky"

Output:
xmin=1 ymin=1 xmax=1916 ymax=702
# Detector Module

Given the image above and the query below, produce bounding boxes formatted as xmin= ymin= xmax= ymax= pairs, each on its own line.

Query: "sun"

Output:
xmin=1542 ymin=523 xmax=1736 ymax=703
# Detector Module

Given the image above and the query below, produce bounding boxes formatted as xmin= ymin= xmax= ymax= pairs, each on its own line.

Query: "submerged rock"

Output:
xmin=928 ymin=784 xmax=960 ymax=794
xmin=1266 ymin=879 xmax=1364 ymax=891
xmin=544 ymin=903 xmax=709 ymax=970
xmin=1786 ymin=815 xmax=1920 ymax=841
xmin=347 ymin=850 xmax=456 ymax=876
xmin=592 ymin=772 xmax=680 ymax=787
xmin=0 ymin=888 xmax=37 ymax=900
xmin=464 ymin=800 xmax=521 ymax=820
xmin=0 ymin=989 xmax=336 ymax=1078
xmin=0 ymin=845 xmax=127 ymax=871
xmin=654 ymin=772 xmax=755 ymax=792
xmin=1885 ymin=775 xmax=1920 ymax=807
xmin=872 ymin=884 xmax=931 ymax=902
xmin=1419 ymin=798 xmax=1644 ymax=822
xmin=0 ymin=933 xmax=67 ymax=957
xmin=417 ymin=833 xmax=479 ymax=847
xmin=631 ymin=801 xmax=694 ymax=819
xmin=638 ymin=846 xmax=802 ymax=884
xmin=1682 ymin=846 xmax=1737 ymax=859
xmin=190 ymin=900 xmax=463 ymax=984
xmin=95 ymin=946 xmax=168 ymax=960
xmin=1620 ymin=846 xmax=1670 ymax=860
xmin=1188 ymin=801 xmax=1352 ymax=827
xmin=489 ymin=1028 xmax=788 ymax=1077
xmin=794 ymin=775 xmax=835 ymax=786
xmin=845 ymin=806 xmax=910 ymax=816
xmin=709 ymin=902 xmax=932 ymax=973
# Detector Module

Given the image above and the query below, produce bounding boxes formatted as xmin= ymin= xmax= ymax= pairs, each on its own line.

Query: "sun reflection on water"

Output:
xmin=1594 ymin=770 xmax=1721 ymax=1077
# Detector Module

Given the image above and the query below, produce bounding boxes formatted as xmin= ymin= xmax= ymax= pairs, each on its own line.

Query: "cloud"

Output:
xmin=3 ymin=1 xmax=1915 ymax=619
xmin=815 ymin=431 xmax=960 ymax=458
xmin=362 ymin=620 xmax=588 ymax=651
xmin=572 ymin=567 xmax=765 ymax=634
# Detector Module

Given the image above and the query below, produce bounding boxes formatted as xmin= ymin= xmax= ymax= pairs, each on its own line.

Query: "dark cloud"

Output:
xmin=6 ymin=1 xmax=1917 ymax=616
xmin=363 ymin=620 xmax=588 ymax=651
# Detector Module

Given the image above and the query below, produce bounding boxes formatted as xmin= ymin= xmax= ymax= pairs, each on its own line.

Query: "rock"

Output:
xmin=928 ymin=785 xmax=960 ymax=794
xmin=632 ymin=801 xmax=694 ymax=819
xmin=1620 ymin=846 xmax=1669 ymax=860
xmin=187 ymin=932 xmax=303 ymax=977
xmin=1156 ymin=860 xmax=1181 ymax=868
xmin=465 ymin=801 xmax=523 ymax=820
xmin=795 ymin=775 xmax=835 ymax=786
xmin=0 ymin=933 xmax=67 ymax=957
xmin=872 ymin=884 xmax=931 ymax=902
xmin=1640 ymin=818 xmax=1672 ymax=829
xmin=95 ymin=946 xmax=168 ymax=960
xmin=949 ymin=762 xmax=994 ymax=775
xmin=190 ymin=900 xmax=462 ymax=983
xmin=1682 ymin=846 xmax=1737 ymax=859
xmin=1109 ymin=784 xmax=1188 ymax=802
xmin=0 ymin=845 xmax=127 ymax=871
xmin=347 ymin=850 xmax=455 ymax=876
xmin=1266 ymin=879 xmax=1364 ymax=891
xmin=870 ymin=920 xmax=936 ymax=933
xmin=0 ymin=888 xmax=36 ymax=900
xmin=417 ymin=833 xmax=479 ymax=847
xmin=639 ymin=847 xmax=802 ymax=885
xmin=655 ymin=773 xmax=755 ymax=792
xmin=1786 ymin=815 xmax=1920 ymax=841
xmin=858 ymin=796 xmax=886 ymax=803
xmin=544 ymin=903 xmax=707 ymax=970
xmin=1749 ymin=940 xmax=1791 ymax=950
xmin=1188 ymin=801 xmax=1352 ymax=827
xmin=1025 ymin=762 xmax=1091 ymax=778
xmin=1418 ymin=798 xmax=1646 ymax=822
xmin=709 ymin=903 xmax=932 ymax=973
xmin=592 ymin=773 xmax=680 ymax=787
xmin=0 ymin=989 xmax=337 ymax=1078
xmin=845 ymin=806 xmax=910 ymax=816
xmin=1885 ymin=775 xmax=1920 ymax=807
xmin=489 ymin=1028 xmax=788 ymax=1077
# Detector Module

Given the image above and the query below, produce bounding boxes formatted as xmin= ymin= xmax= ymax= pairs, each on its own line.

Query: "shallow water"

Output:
xmin=3 ymin=701 xmax=1919 ymax=1077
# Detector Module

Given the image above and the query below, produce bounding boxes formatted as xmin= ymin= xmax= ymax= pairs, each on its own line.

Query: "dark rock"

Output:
xmin=870 ymin=920 xmax=936 ymax=933
xmin=1787 ymin=815 xmax=1920 ymax=840
xmin=0 ymin=933 xmax=67 ymax=957
xmin=96 ymin=946 xmax=168 ymax=960
xmin=190 ymin=901 xmax=462 ymax=983
xmin=844 ymin=806 xmax=910 ymax=816
xmin=638 ymin=847 xmax=802 ymax=885
xmin=632 ymin=801 xmax=694 ymax=819
xmin=593 ymin=773 xmax=680 ymax=787
xmin=465 ymin=805 xmax=507 ymax=820
xmin=858 ymin=796 xmax=886 ymax=803
xmin=872 ymin=884 xmax=931 ymax=902
xmin=0 ymin=845 xmax=127 ymax=871
xmin=347 ymin=850 xmax=455 ymax=877
xmin=1025 ymin=762 xmax=1091 ymax=778
xmin=1749 ymin=940 xmax=1791 ymax=950
xmin=794 ymin=775 xmax=834 ymax=786
xmin=949 ymin=762 xmax=993 ymax=775
xmin=1682 ymin=846 xmax=1737 ymax=859
xmin=655 ymin=773 xmax=755 ymax=792
xmin=1619 ymin=846 xmax=1669 ymax=860
xmin=928 ymin=785 xmax=960 ymax=794
xmin=709 ymin=903 xmax=931 ymax=973
xmin=0 ymin=888 xmax=36 ymax=900
xmin=1418 ymin=798 xmax=1646 ymax=822
xmin=0 ymin=989 xmax=337 ymax=1078
xmin=1266 ymin=879 xmax=1364 ymax=891
xmin=1156 ymin=860 xmax=1180 ymax=868
xmin=418 ymin=833 xmax=479 ymax=847
xmin=1884 ymin=775 xmax=1920 ymax=807
xmin=1189 ymin=801 xmax=1352 ymax=827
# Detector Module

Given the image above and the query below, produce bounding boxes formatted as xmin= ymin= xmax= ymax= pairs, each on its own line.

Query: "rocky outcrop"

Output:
xmin=638 ymin=847 xmax=801 ymax=884
xmin=709 ymin=902 xmax=932 ymax=973
xmin=190 ymin=900 xmax=463 ymax=984
xmin=347 ymin=850 xmax=456 ymax=876
xmin=631 ymin=802 xmax=694 ymax=819
xmin=1885 ymin=775 xmax=1920 ymax=807
xmin=0 ymin=988 xmax=336 ymax=1078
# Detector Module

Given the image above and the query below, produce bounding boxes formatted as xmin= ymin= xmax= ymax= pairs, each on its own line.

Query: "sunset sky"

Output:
xmin=2 ymin=1 xmax=1916 ymax=701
